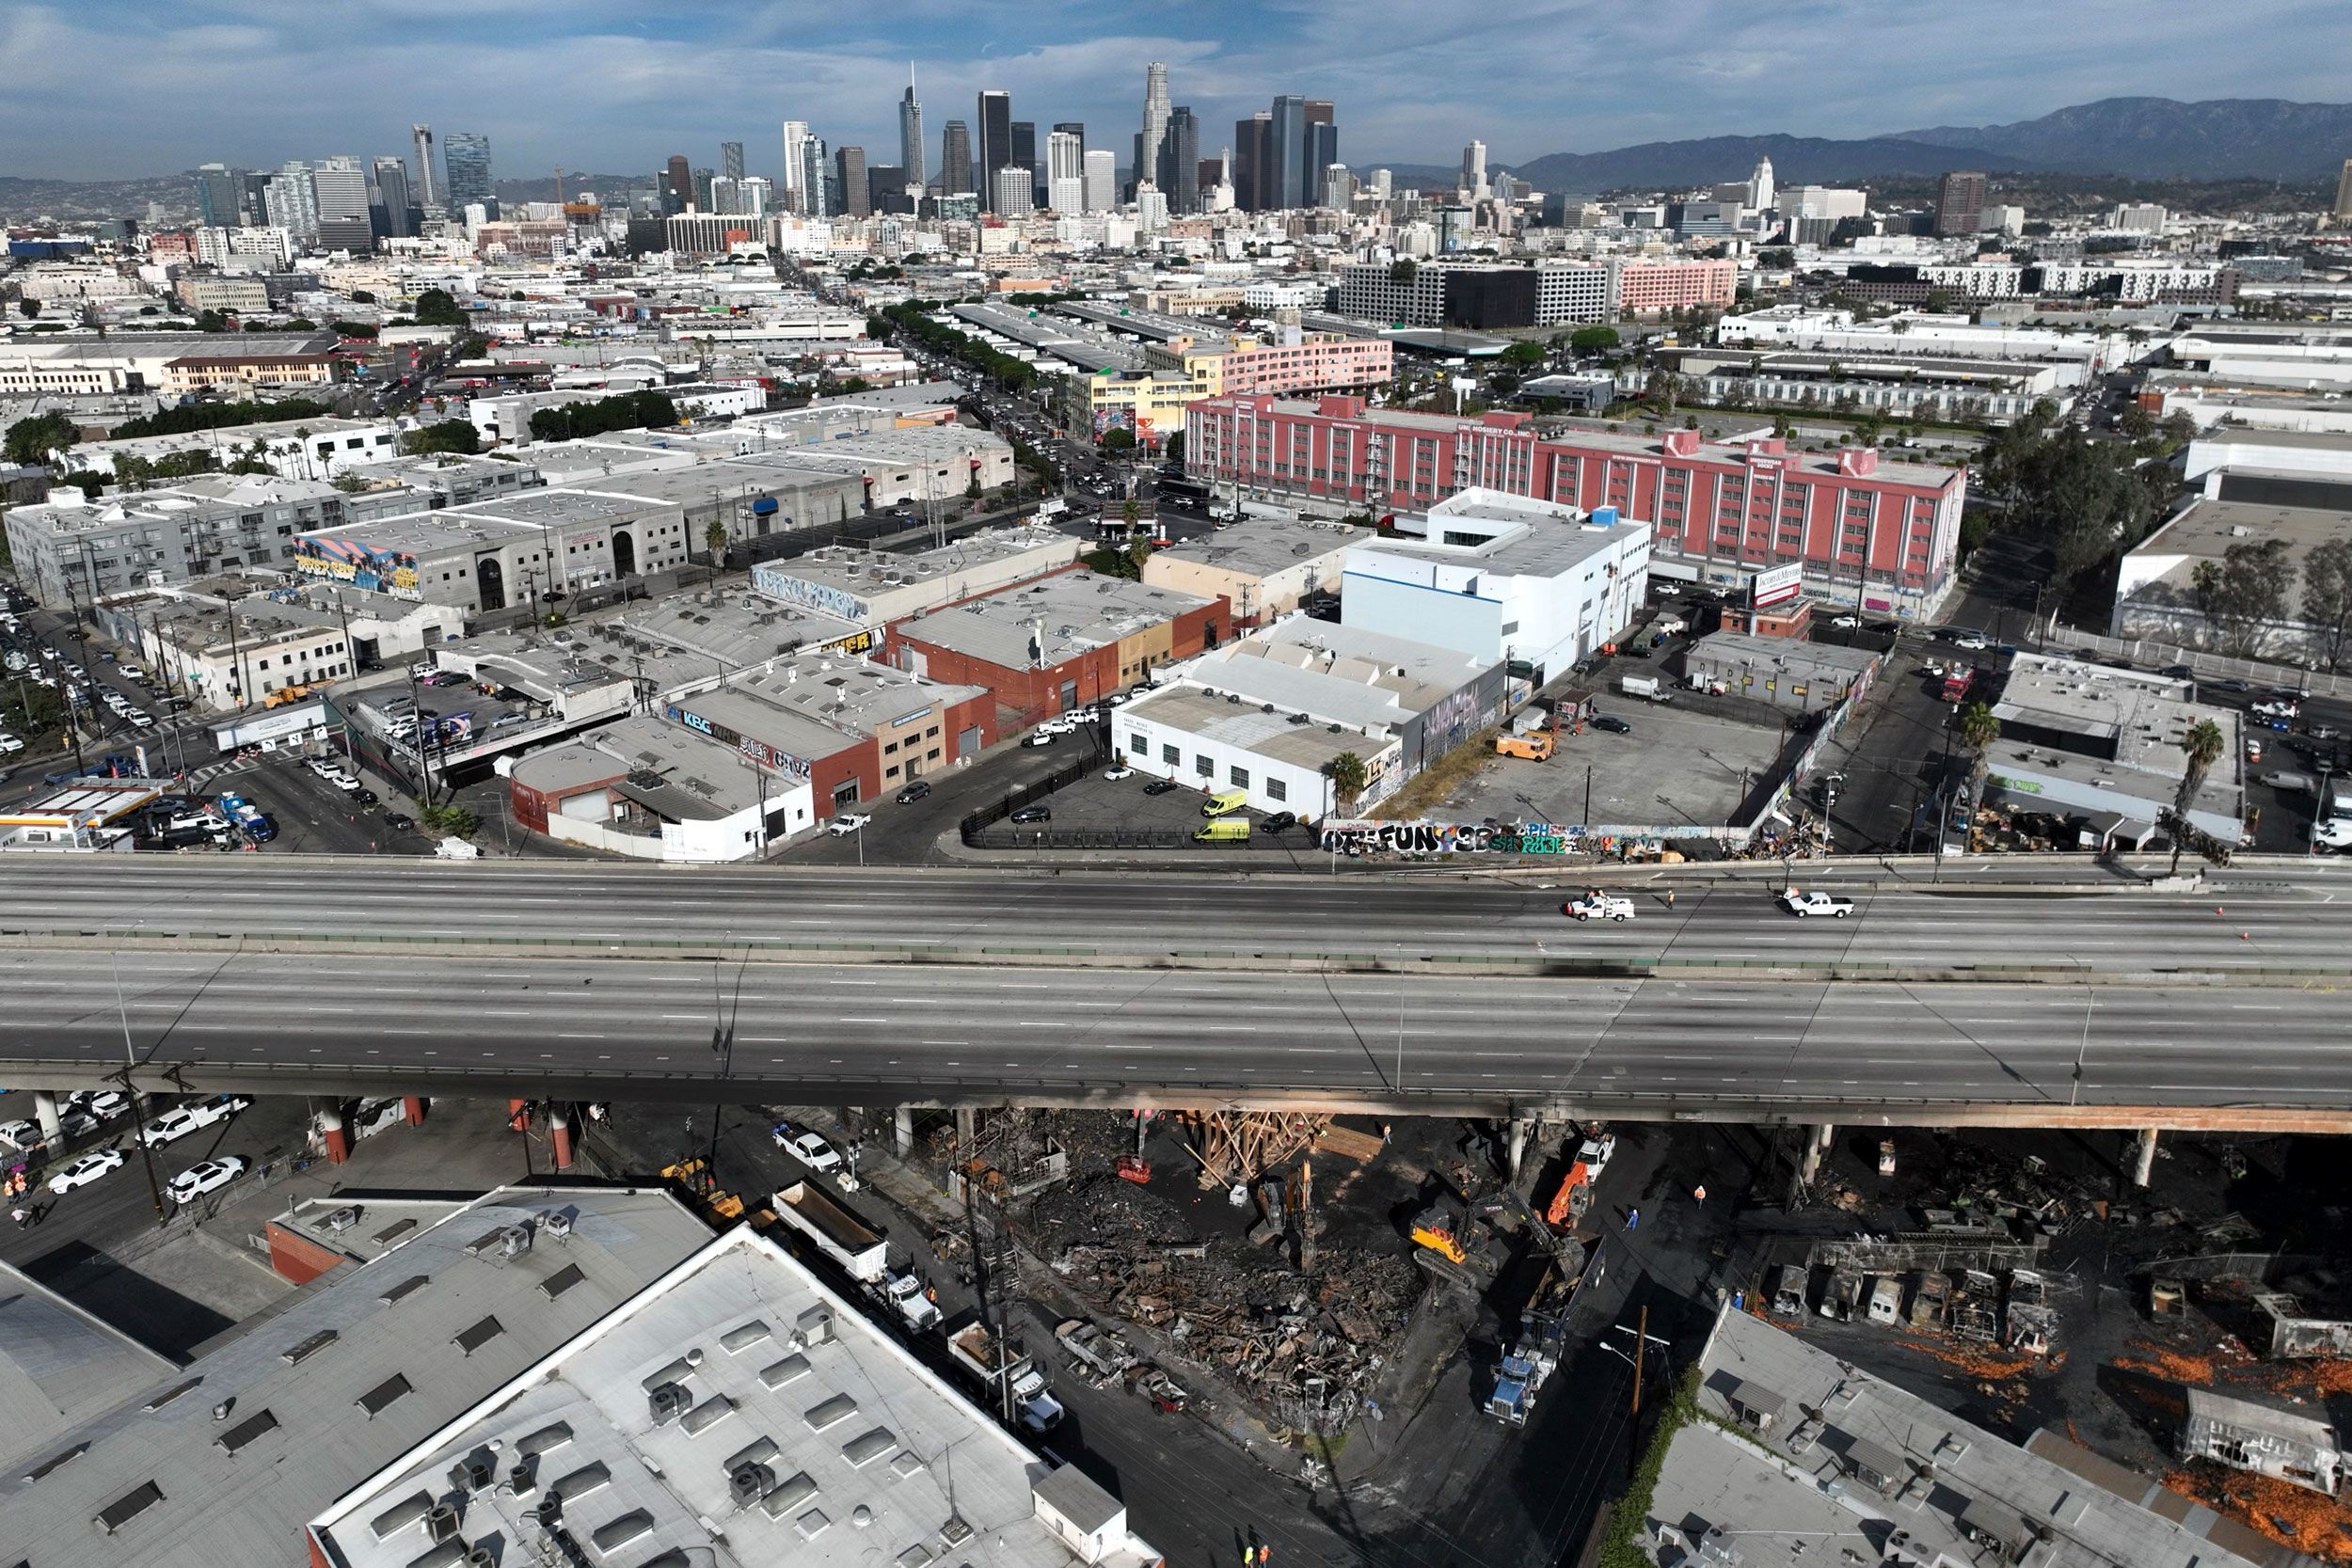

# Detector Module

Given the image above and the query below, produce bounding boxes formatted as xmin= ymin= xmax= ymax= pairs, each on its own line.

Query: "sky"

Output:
xmin=3 ymin=0 xmax=2347 ymax=182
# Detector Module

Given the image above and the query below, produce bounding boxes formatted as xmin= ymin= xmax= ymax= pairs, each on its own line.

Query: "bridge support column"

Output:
xmin=956 ymin=1107 xmax=976 ymax=1151
xmin=31 ymin=1090 xmax=62 ymax=1146
xmin=315 ymin=1101 xmax=350 ymax=1164
xmin=1507 ymin=1117 xmax=1533 ymax=1182
xmin=1801 ymin=1123 xmax=1833 ymax=1184
xmin=2131 ymin=1128 xmax=2159 ymax=1189
xmin=894 ymin=1106 xmax=914 ymax=1158
xmin=549 ymin=1110 xmax=574 ymax=1171
xmin=402 ymin=1095 xmax=426 ymax=1127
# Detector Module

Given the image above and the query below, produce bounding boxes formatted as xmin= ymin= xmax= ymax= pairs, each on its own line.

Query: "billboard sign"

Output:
xmin=1749 ymin=562 xmax=1804 ymax=610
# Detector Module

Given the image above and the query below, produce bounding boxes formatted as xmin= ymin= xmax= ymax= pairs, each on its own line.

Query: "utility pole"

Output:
xmin=110 ymin=954 xmax=167 ymax=1223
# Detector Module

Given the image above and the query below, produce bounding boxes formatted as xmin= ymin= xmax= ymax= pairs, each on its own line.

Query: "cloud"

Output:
xmin=0 ymin=0 xmax=2344 ymax=179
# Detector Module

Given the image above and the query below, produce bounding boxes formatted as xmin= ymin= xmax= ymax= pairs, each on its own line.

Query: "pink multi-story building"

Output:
xmin=1211 ymin=335 xmax=1392 ymax=397
xmin=1609 ymin=258 xmax=1738 ymax=316
xmin=1184 ymin=394 xmax=1970 ymax=616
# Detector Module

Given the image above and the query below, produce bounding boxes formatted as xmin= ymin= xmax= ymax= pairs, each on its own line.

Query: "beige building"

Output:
xmin=1143 ymin=515 xmax=1369 ymax=626
xmin=175 ymin=276 xmax=272 ymax=314
xmin=750 ymin=523 xmax=1079 ymax=625
xmin=159 ymin=352 xmax=338 ymax=393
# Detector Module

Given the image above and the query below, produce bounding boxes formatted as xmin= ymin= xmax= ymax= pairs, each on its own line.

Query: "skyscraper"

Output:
xmin=1461 ymin=140 xmax=1487 ymax=199
xmin=311 ymin=156 xmax=373 ymax=250
xmin=194 ymin=164 xmax=241 ymax=229
xmin=1233 ymin=114 xmax=1270 ymax=211
xmin=665 ymin=154 xmax=693 ymax=213
xmin=1306 ymin=102 xmax=1337 ymax=199
xmin=1746 ymin=156 xmax=1774 ymax=213
xmin=721 ymin=141 xmax=745 ymax=182
xmin=443 ymin=133 xmax=495 ymax=218
xmin=1010 ymin=121 xmax=1038 ymax=206
xmin=779 ymin=121 xmax=810 ymax=212
xmin=1137 ymin=61 xmax=1170 ymax=206
xmin=410 ymin=124 xmax=439 ymax=210
xmin=941 ymin=120 xmax=974 ymax=196
xmin=991 ymin=165 xmax=1033 ymax=217
xmin=370 ymin=156 xmax=413 ymax=238
xmin=977 ymin=91 xmax=1012 ymax=211
xmin=2334 ymin=158 xmax=2352 ymax=223
xmin=1047 ymin=129 xmax=1085 ymax=214
xmin=264 ymin=164 xmax=319 ymax=241
xmin=1165 ymin=106 xmax=1200 ymax=214
xmin=1083 ymin=150 xmax=1116 ymax=214
xmin=800 ymin=136 xmax=831 ymax=219
xmin=1934 ymin=170 xmax=1987 ymax=236
xmin=834 ymin=147 xmax=870 ymax=218
xmin=693 ymin=167 xmax=715 ymax=213
xmin=1271 ymin=96 xmax=1306 ymax=209
xmin=899 ymin=69 xmax=926 ymax=194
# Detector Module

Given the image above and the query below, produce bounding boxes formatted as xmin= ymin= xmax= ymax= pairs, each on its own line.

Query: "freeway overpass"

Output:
xmin=4 ymin=859 xmax=2349 ymax=1131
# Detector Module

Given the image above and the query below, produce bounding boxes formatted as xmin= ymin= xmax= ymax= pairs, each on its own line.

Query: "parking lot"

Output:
xmin=999 ymin=763 xmax=1313 ymax=851
xmin=1435 ymin=693 xmax=1792 ymax=833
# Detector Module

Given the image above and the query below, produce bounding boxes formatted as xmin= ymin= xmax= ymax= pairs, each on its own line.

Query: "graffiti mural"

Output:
xmin=1319 ymin=819 xmax=1577 ymax=855
xmin=294 ymin=536 xmax=422 ymax=601
xmin=662 ymin=703 xmax=815 ymax=781
xmin=752 ymin=564 xmax=866 ymax=622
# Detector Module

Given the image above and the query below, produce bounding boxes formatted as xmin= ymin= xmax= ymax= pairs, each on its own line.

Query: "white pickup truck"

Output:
xmin=876 ymin=1272 xmax=942 ymax=1333
xmin=1564 ymin=895 xmax=1636 ymax=922
xmin=140 ymin=1093 xmax=253 ymax=1148
xmin=1777 ymin=890 xmax=1856 ymax=918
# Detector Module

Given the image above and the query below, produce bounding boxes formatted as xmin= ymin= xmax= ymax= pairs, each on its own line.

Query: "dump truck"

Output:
xmin=874 ymin=1272 xmax=942 ymax=1333
xmin=773 ymin=1180 xmax=890 ymax=1283
xmin=947 ymin=1322 xmax=1064 ymax=1433
xmin=1484 ymin=1241 xmax=1597 ymax=1425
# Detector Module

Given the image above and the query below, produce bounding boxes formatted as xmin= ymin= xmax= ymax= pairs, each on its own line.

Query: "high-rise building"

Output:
xmin=866 ymin=165 xmax=909 ymax=214
xmin=721 ymin=141 xmax=744 ymax=182
xmin=310 ymin=156 xmax=373 ymax=250
xmin=1746 ymin=156 xmax=1774 ymax=213
xmin=1934 ymin=170 xmax=1987 ymax=237
xmin=977 ymin=91 xmax=1012 ymax=211
xmin=239 ymin=170 xmax=271 ymax=226
xmin=410 ymin=124 xmax=439 ymax=210
xmin=1461 ymin=140 xmax=1487 ymax=199
xmin=899 ymin=69 xmax=926 ymax=194
xmin=2335 ymin=158 xmax=2352 ymax=223
xmin=991 ymin=165 xmax=1034 ymax=217
xmin=1306 ymin=103 xmax=1337 ymax=200
xmin=1165 ymin=106 xmax=1200 ymax=214
xmin=370 ymin=156 xmax=413 ymax=238
xmin=801 ymin=136 xmax=831 ymax=219
xmin=1009 ymin=120 xmax=1039 ymax=206
xmin=1321 ymin=164 xmax=1353 ymax=213
xmin=940 ymin=120 xmax=974 ymax=197
xmin=1271 ymin=96 xmax=1307 ymax=209
xmin=443 ymin=133 xmax=495 ymax=218
xmin=1047 ymin=129 xmax=1085 ymax=214
xmin=1083 ymin=149 xmax=1116 ymax=214
xmin=779 ymin=120 xmax=810 ymax=212
xmin=665 ymin=154 xmax=693 ymax=213
xmin=264 ymin=163 xmax=319 ymax=241
xmin=739 ymin=176 xmax=772 ymax=217
xmin=194 ymin=164 xmax=241 ymax=229
xmin=834 ymin=146 xmax=870 ymax=218
xmin=693 ymin=167 xmax=715 ymax=213
xmin=1233 ymin=114 xmax=1270 ymax=211
xmin=1369 ymin=167 xmax=1392 ymax=199
xmin=1137 ymin=61 xmax=1170 ymax=209
xmin=1053 ymin=123 xmax=1086 ymax=160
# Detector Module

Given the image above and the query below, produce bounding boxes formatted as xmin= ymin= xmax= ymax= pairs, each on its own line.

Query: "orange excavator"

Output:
xmin=1544 ymin=1132 xmax=1616 ymax=1228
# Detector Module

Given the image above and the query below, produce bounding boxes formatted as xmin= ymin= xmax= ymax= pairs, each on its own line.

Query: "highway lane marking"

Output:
xmin=837 ymin=1017 xmax=889 ymax=1024
xmin=558 ymin=1033 xmax=607 ymax=1039
xmin=922 ymin=1040 xmax=969 ymax=1047
xmin=827 ymin=980 xmax=880 ymax=986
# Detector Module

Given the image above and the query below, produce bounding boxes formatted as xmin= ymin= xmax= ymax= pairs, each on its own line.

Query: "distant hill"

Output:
xmin=0 ymin=173 xmax=195 ymax=224
xmin=1893 ymin=97 xmax=2352 ymax=181
xmin=1502 ymin=134 xmax=2041 ymax=196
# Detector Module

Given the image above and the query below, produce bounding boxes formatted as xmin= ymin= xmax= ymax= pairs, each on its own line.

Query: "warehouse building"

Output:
xmin=1143 ymin=516 xmax=1369 ymax=626
xmin=507 ymin=711 xmax=815 ymax=860
xmin=753 ymin=524 xmax=1081 ymax=626
xmin=293 ymin=488 xmax=695 ymax=611
xmin=884 ymin=570 xmax=1223 ymax=726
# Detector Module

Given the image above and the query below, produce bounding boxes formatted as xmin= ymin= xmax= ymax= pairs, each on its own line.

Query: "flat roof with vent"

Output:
xmin=307 ymin=1225 xmax=1161 ymax=1568
xmin=895 ymin=568 xmax=1216 ymax=670
xmin=0 ymin=1186 xmax=708 ymax=1568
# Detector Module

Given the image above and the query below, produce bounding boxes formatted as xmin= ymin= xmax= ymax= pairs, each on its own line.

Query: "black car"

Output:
xmin=354 ymin=788 xmax=380 ymax=806
xmin=1143 ymin=779 xmax=1180 ymax=796
xmin=1592 ymin=715 xmax=1633 ymax=735
xmin=1009 ymin=804 xmax=1051 ymax=824
xmin=1262 ymin=811 xmax=1298 ymax=833
xmin=895 ymin=780 xmax=932 ymax=804
xmin=383 ymin=812 xmax=416 ymax=832
xmin=2159 ymin=665 xmax=2195 ymax=680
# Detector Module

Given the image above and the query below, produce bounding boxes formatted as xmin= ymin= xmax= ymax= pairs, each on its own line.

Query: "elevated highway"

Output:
xmin=4 ymin=860 xmax=2348 ymax=1130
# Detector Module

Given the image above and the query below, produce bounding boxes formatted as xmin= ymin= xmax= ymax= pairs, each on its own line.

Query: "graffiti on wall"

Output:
xmin=662 ymin=703 xmax=815 ymax=781
xmin=751 ymin=564 xmax=866 ymax=623
xmin=1419 ymin=684 xmax=1487 ymax=758
xmin=294 ymin=536 xmax=421 ymax=601
xmin=1319 ymin=818 xmax=1591 ymax=855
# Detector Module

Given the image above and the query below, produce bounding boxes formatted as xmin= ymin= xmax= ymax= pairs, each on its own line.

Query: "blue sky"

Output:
xmin=3 ymin=0 xmax=2346 ymax=181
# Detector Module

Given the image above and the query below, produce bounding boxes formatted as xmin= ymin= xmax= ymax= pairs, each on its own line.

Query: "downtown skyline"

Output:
xmin=3 ymin=0 xmax=2350 ymax=182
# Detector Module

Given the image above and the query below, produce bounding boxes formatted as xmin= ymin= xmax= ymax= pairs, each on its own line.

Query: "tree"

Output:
xmin=2121 ymin=404 xmax=2156 ymax=442
xmin=705 ymin=517 xmax=728 ymax=560
xmin=2169 ymin=718 xmax=2226 ymax=876
xmin=1500 ymin=341 xmax=1547 ymax=369
xmin=349 ymin=290 xmax=375 ymax=304
xmin=2303 ymin=537 xmax=2352 ymax=671
xmin=2191 ymin=538 xmax=2293 ymax=657
xmin=16 ymin=299 xmax=37 ymax=319
xmin=420 ymin=804 xmax=481 ymax=841
xmin=1389 ymin=259 xmax=1417 ymax=284
xmin=331 ymin=473 xmax=371 ymax=494
xmin=866 ymin=316 xmax=893 ymax=341
xmin=1568 ymin=324 xmax=1619 ymax=356
xmin=402 ymin=420 xmax=480 ymax=456
xmin=3 ymin=410 xmax=77 ymax=467
xmin=1322 ymin=752 xmax=1370 ymax=816
xmin=1957 ymin=701 xmax=2001 ymax=800
xmin=1163 ymin=431 xmax=1184 ymax=465
xmin=412 ymin=288 xmax=466 ymax=326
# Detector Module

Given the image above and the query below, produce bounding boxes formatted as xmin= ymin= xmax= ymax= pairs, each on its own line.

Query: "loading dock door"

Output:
xmin=957 ymin=725 xmax=980 ymax=762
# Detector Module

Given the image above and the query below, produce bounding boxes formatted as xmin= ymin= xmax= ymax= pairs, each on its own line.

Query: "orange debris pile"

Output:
xmin=2259 ymin=1358 xmax=2352 ymax=1400
xmin=1897 ymin=1336 xmax=2041 ymax=1382
xmin=2164 ymin=1463 xmax=2352 ymax=1564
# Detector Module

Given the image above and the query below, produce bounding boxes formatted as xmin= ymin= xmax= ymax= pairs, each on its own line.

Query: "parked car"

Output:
xmin=1143 ymin=779 xmax=1180 ymax=796
xmin=1592 ymin=715 xmax=1632 ymax=735
xmin=1024 ymin=731 xmax=1058 ymax=747
xmin=383 ymin=813 xmax=416 ymax=832
xmin=776 ymin=1130 xmax=842 ymax=1171
xmin=140 ymin=1093 xmax=251 ymax=1148
xmin=1102 ymin=766 xmax=1134 ymax=781
xmin=1009 ymin=804 xmax=1052 ymax=824
xmin=1777 ymin=889 xmax=1856 ymax=918
xmin=167 ymin=1155 xmax=249 ymax=1205
xmin=0 ymin=1117 xmax=40 ymax=1151
xmin=827 ymin=813 xmax=872 ymax=837
xmin=1262 ymin=811 xmax=1298 ymax=833
xmin=894 ymin=781 xmax=932 ymax=805
xmin=2313 ymin=819 xmax=2352 ymax=851
xmin=353 ymin=787 xmax=379 ymax=806
xmin=1829 ymin=614 xmax=1859 ymax=629
xmin=48 ymin=1148 xmax=126 ymax=1195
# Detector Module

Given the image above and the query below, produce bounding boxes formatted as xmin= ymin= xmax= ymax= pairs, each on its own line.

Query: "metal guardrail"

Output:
xmin=2051 ymin=621 xmax=2352 ymax=698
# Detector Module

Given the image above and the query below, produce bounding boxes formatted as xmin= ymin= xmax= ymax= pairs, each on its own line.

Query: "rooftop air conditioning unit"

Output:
xmin=464 ymin=1548 xmax=494 ymax=1568
xmin=428 ymin=1505 xmax=461 ymax=1543
xmin=649 ymin=1385 xmax=689 ymax=1426
xmin=729 ymin=1463 xmax=774 ymax=1507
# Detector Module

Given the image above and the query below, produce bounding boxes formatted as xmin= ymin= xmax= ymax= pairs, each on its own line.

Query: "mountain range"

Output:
xmin=1488 ymin=97 xmax=2351 ymax=194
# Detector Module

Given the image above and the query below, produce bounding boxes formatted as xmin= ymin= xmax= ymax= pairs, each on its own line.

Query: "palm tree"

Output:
xmin=1323 ymin=752 xmax=1370 ymax=819
xmin=2169 ymin=718 xmax=2226 ymax=876
xmin=1956 ymin=701 xmax=2000 ymax=806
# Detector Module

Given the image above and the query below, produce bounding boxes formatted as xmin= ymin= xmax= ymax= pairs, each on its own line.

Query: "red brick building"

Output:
xmin=1185 ymin=395 xmax=1972 ymax=618
xmin=883 ymin=569 xmax=1226 ymax=725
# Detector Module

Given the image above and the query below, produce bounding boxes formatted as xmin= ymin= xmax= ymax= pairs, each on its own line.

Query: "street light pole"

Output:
xmin=110 ymin=954 xmax=167 ymax=1222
